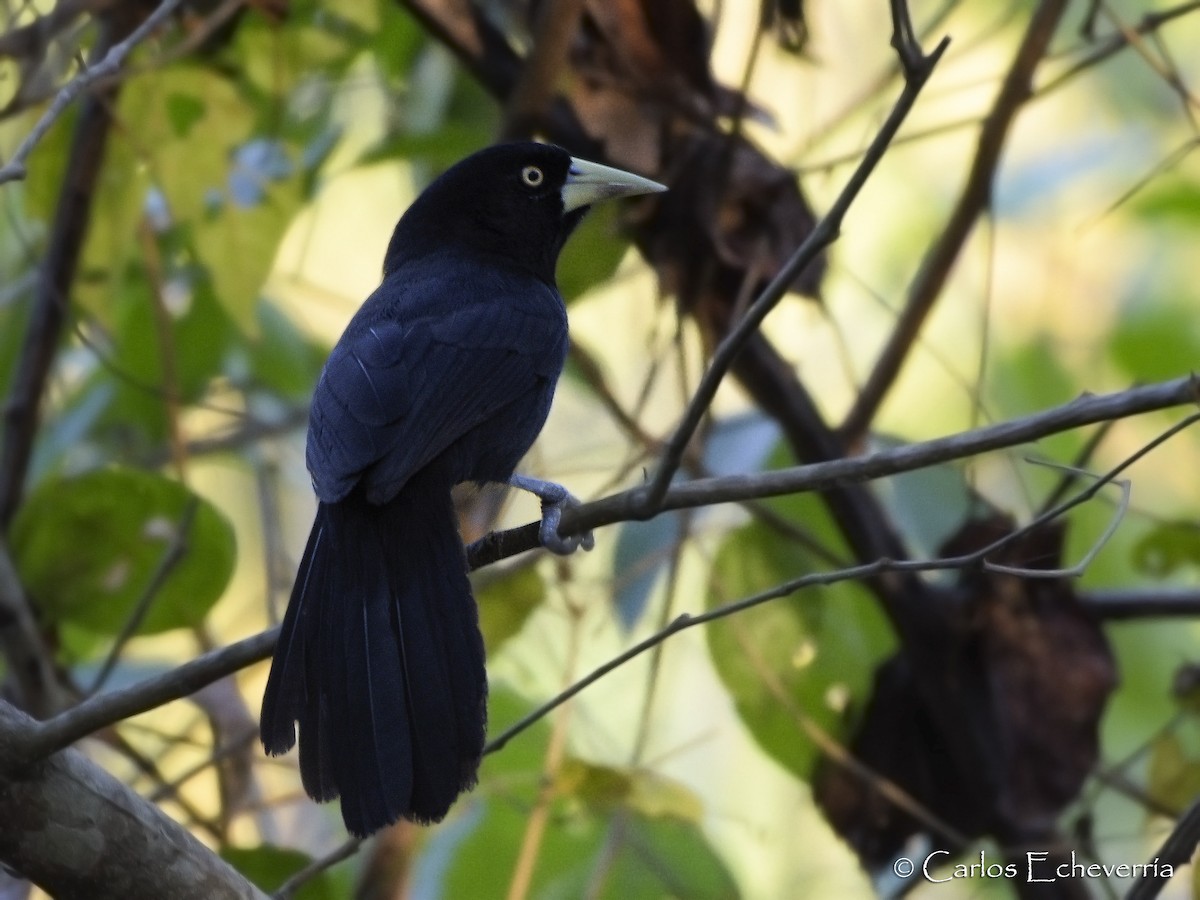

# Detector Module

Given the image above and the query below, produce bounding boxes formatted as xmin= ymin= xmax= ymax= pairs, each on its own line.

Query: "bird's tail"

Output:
xmin=260 ymin=475 xmax=487 ymax=836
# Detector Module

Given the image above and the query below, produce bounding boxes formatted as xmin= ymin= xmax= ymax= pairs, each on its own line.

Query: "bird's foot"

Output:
xmin=508 ymin=474 xmax=595 ymax=555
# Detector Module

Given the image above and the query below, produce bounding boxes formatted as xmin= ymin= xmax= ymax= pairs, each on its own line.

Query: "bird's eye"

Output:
xmin=521 ymin=165 xmax=544 ymax=188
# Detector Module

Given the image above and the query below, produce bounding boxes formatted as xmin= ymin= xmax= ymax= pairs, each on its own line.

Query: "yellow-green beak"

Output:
xmin=561 ymin=157 xmax=667 ymax=213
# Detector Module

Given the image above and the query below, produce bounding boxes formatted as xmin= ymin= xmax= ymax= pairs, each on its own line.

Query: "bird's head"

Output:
xmin=383 ymin=143 xmax=666 ymax=284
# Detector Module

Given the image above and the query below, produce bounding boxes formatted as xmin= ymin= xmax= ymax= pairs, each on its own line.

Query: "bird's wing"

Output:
xmin=306 ymin=296 xmax=566 ymax=504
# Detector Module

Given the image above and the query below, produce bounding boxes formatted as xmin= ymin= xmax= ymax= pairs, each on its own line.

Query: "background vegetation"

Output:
xmin=1 ymin=0 xmax=1199 ymax=898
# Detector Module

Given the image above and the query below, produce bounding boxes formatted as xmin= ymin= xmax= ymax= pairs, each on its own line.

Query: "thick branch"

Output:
xmin=0 ymin=702 xmax=266 ymax=900
xmin=8 ymin=379 xmax=1196 ymax=766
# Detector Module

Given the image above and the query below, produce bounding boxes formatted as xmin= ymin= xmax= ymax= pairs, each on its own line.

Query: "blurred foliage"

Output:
xmin=0 ymin=1 xmax=1198 ymax=898
xmin=443 ymin=689 xmax=737 ymax=900
xmin=707 ymin=490 xmax=896 ymax=780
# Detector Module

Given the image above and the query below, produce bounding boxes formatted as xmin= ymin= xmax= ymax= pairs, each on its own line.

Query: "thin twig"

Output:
xmin=636 ymin=27 xmax=950 ymax=514
xmin=13 ymin=386 xmax=1200 ymax=760
xmin=560 ymin=375 xmax=1199 ymax=542
xmin=0 ymin=0 xmax=184 ymax=183
xmin=1126 ymin=795 xmax=1200 ymax=899
xmin=89 ymin=499 xmax=199 ymax=694
xmin=841 ymin=0 xmax=1070 ymax=442
xmin=485 ymin=413 xmax=1199 ymax=755
xmin=21 ymin=626 xmax=278 ymax=761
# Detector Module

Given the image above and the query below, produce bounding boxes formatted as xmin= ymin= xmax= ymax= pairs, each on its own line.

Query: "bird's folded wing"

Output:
xmin=306 ymin=302 xmax=565 ymax=503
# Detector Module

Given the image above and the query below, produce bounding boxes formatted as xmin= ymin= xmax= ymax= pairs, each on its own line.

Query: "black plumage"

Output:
xmin=260 ymin=143 xmax=665 ymax=836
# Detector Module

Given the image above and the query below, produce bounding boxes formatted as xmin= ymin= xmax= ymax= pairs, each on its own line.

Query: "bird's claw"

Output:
xmin=509 ymin=474 xmax=595 ymax=555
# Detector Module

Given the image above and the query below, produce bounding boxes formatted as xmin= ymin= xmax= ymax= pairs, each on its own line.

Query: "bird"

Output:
xmin=259 ymin=142 xmax=666 ymax=837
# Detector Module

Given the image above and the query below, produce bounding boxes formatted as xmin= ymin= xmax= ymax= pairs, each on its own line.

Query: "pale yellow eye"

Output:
xmin=521 ymin=165 xmax=544 ymax=187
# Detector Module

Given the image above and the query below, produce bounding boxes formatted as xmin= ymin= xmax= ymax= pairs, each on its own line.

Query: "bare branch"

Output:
xmin=841 ymin=0 xmax=1071 ymax=442
xmin=0 ymin=701 xmax=267 ymax=900
xmin=488 ymin=413 xmax=1198 ymax=755
xmin=22 ymin=627 xmax=278 ymax=762
xmin=0 ymin=0 xmax=184 ymax=184
xmin=1081 ymin=589 xmax=1200 ymax=620
xmin=563 ymin=375 xmax=1199 ymax=540
xmin=273 ymin=838 xmax=362 ymax=900
xmin=637 ymin=26 xmax=950 ymax=513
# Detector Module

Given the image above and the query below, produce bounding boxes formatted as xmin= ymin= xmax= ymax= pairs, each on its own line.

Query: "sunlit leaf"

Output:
xmin=556 ymin=758 xmax=704 ymax=822
xmin=431 ymin=689 xmax=737 ymax=899
xmin=1131 ymin=177 xmax=1200 ymax=224
xmin=1147 ymin=722 xmax=1200 ymax=816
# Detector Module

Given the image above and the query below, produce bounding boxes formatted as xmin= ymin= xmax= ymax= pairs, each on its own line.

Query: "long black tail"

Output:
xmin=260 ymin=476 xmax=487 ymax=836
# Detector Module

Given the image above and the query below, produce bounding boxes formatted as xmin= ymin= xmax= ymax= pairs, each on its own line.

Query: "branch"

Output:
xmin=0 ymin=8 xmax=148 ymax=528
xmin=561 ymin=375 xmax=1199 ymax=540
xmin=0 ymin=540 xmax=62 ymax=717
xmin=0 ymin=0 xmax=183 ymax=184
xmin=1126 ymin=794 xmax=1200 ymax=900
xmin=637 ymin=26 xmax=951 ymax=514
xmin=10 ymin=378 xmax=1198 ymax=761
xmin=22 ymin=627 xmax=279 ymax=762
xmin=498 ymin=0 xmax=586 ymax=140
xmin=1080 ymin=588 xmax=1200 ymax=620
xmin=1040 ymin=1 xmax=1200 ymax=96
xmin=840 ymin=0 xmax=1071 ymax=441
xmin=488 ymin=412 xmax=1197 ymax=754
xmin=0 ymin=701 xmax=266 ymax=899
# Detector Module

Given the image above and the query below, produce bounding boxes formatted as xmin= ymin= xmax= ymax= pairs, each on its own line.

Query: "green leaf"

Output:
xmin=10 ymin=468 xmax=236 ymax=641
xmin=1131 ymin=176 xmax=1200 ymax=225
xmin=600 ymin=816 xmax=739 ymax=900
xmin=1110 ymin=300 xmax=1200 ymax=383
xmin=99 ymin=64 xmax=306 ymax=332
xmin=1132 ymin=520 xmax=1200 ymax=578
xmin=706 ymin=502 xmax=895 ymax=779
xmin=166 ymin=93 xmax=206 ymax=137
xmin=475 ymin=565 xmax=545 ymax=653
xmin=118 ymin=261 xmax=234 ymax=440
xmin=222 ymin=845 xmax=341 ymax=900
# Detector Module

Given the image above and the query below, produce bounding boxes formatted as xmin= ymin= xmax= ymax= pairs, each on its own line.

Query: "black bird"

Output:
xmin=260 ymin=143 xmax=665 ymax=836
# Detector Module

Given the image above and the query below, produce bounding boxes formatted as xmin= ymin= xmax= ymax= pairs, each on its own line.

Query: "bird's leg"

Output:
xmin=508 ymin=474 xmax=596 ymax=555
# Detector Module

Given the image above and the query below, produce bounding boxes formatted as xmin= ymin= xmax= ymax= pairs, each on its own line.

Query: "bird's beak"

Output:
xmin=561 ymin=158 xmax=667 ymax=213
